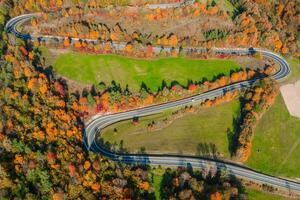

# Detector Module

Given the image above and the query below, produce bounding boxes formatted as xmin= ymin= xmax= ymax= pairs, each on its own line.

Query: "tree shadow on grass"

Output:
xmin=227 ymin=117 xmax=240 ymax=157
xmin=196 ymin=142 xmax=219 ymax=159
xmin=227 ymin=93 xmax=254 ymax=158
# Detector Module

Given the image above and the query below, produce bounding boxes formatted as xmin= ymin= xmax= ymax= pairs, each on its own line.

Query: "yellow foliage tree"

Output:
xmin=91 ymin=183 xmax=101 ymax=192
xmin=39 ymin=83 xmax=48 ymax=95
xmin=110 ymin=32 xmax=118 ymax=41
xmin=14 ymin=154 xmax=24 ymax=165
xmin=281 ymin=47 xmax=289 ymax=54
xmin=168 ymin=35 xmax=178 ymax=47
xmin=63 ymin=38 xmax=70 ymax=47
xmin=32 ymin=131 xmax=45 ymax=141
xmin=139 ymin=182 xmax=150 ymax=191
xmin=74 ymin=40 xmax=82 ymax=49
xmin=52 ymin=192 xmax=64 ymax=200
xmin=274 ymin=39 xmax=282 ymax=51
xmin=230 ymin=72 xmax=240 ymax=83
xmin=124 ymin=43 xmax=133 ymax=55
xmin=84 ymin=161 xmax=91 ymax=170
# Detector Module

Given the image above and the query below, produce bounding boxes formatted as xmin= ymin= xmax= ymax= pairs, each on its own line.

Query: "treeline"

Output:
xmin=0 ymin=5 xmax=8 ymax=57
xmin=35 ymin=35 xmax=205 ymax=59
xmin=0 ymin=3 xmax=155 ymax=199
xmin=233 ymin=78 xmax=279 ymax=162
xmin=160 ymin=166 xmax=244 ymax=199
xmin=11 ymin=0 xmax=181 ymax=14
xmin=76 ymin=66 xmax=270 ymax=118
xmin=25 ymin=0 xmax=299 ymax=57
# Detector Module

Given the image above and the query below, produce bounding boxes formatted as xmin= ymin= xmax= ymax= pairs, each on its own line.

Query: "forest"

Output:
xmin=1 ymin=0 xmax=299 ymax=199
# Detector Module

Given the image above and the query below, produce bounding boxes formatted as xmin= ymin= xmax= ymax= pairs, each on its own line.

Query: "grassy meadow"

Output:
xmin=53 ymin=53 xmax=241 ymax=92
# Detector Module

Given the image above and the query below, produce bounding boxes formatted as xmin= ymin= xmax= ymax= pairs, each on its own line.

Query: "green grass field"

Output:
xmin=246 ymin=57 xmax=300 ymax=177
xmin=285 ymin=57 xmax=300 ymax=82
xmin=100 ymin=100 xmax=240 ymax=157
xmin=245 ymin=188 xmax=298 ymax=200
xmin=246 ymin=94 xmax=300 ymax=178
xmin=53 ymin=53 xmax=241 ymax=92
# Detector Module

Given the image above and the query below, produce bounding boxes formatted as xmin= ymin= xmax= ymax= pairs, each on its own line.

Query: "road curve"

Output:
xmin=6 ymin=14 xmax=300 ymax=194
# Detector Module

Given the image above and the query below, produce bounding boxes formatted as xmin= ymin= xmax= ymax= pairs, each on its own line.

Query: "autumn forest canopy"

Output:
xmin=0 ymin=0 xmax=300 ymax=199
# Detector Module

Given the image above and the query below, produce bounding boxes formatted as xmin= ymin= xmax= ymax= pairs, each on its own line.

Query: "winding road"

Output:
xmin=6 ymin=13 xmax=300 ymax=194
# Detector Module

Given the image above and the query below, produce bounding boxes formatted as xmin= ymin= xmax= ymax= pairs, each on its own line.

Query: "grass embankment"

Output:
xmin=246 ymin=57 xmax=300 ymax=178
xmin=53 ymin=53 xmax=241 ymax=92
xmin=285 ymin=57 xmax=300 ymax=83
xmin=101 ymin=100 xmax=240 ymax=157
xmin=246 ymin=95 xmax=300 ymax=178
xmin=245 ymin=188 xmax=298 ymax=200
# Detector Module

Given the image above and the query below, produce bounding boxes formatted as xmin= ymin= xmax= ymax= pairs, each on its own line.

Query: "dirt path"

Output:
xmin=280 ymin=80 xmax=300 ymax=118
